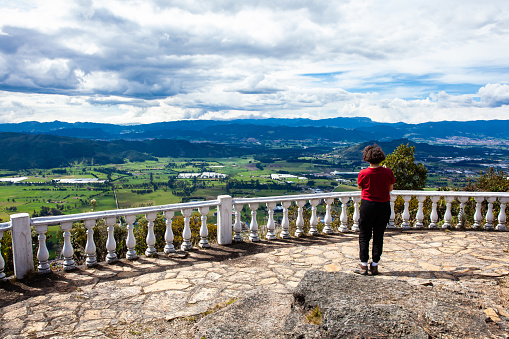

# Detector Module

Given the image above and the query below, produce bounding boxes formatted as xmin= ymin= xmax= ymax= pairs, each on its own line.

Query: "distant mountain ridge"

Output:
xmin=0 ymin=118 xmax=508 ymax=144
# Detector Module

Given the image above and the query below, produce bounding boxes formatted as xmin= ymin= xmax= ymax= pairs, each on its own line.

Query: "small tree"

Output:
xmin=473 ymin=167 xmax=509 ymax=192
xmin=382 ymin=143 xmax=427 ymax=190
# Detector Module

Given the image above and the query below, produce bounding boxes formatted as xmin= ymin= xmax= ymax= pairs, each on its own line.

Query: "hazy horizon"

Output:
xmin=1 ymin=1 xmax=509 ymax=125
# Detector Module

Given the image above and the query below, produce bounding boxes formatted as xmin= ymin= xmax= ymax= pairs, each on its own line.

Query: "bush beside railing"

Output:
xmin=1 ymin=191 xmax=508 ymax=280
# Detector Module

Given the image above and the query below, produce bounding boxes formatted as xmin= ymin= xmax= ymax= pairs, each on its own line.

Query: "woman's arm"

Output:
xmin=389 ymin=183 xmax=394 ymax=192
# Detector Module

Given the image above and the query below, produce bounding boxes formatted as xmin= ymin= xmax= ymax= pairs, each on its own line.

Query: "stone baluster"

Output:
xmin=266 ymin=202 xmax=277 ymax=240
xmin=233 ymin=203 xmax=243 ymax=242
xmin=0 ymin=230 xmax=6 ymax=281
xmin=295 ymin=200 xmax=306 ymax=237
xmin=60 ymin=221 xmax=75 ymax=271
xmin=414 ymin=196 xmax=425 ymax=229
xmin=280 ymin=201 xmax=291 ymax=239
xmin=442 ymin=196 xmax=454 ymax=229
xmin=309 ymin=199 xmax=320 ymax=235
xmin=401 ymin=195 xmax=411 ymax=229
xmin=484 ymin=197 xmax=496 ymax=230
xmin=164 ymin=211 xmax=175 ymax=254
xmin=388 ymin=195 xmax=397 ymax=228
xmin=145 ymin=212 xmax=158 ymax=255
xmin=352 ymin=196 xmax=361 ymax=232
xmin=497 ymin=198 xmax=508 ymax=231
xmin=472 ymin=196 xmax=484 ymax=229
xmin=457 ymin=196 xmax=469 ymax=229
xmin=181 ymin=209 xmax=193 ymax=250
xmin=35 ymin=225 xmax=50 ymax=274
xmin=339 ymin=197 xmax=350 ymax=232
xmin=249 ymin=203 xmax=259 ymax=242
xmin=429 ymin=196 xmax=440 ymax=229
xmin=125 ymin=215 xmax=137 ymax=259
xmin=105 ymin=217 xmax=117 ymax=263
xmin=198 ymin=207 xmax=210 ymax=248
xmin=323 ymin=198 xmax=334 ymax=234
xmin=84 ymin=219 xmax=97 ymax=267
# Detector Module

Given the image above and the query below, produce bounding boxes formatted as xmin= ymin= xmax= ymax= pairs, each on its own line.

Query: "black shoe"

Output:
xmin=370 ymin=263 xmax=379 ymax=276
xmin=354 ymin=264 xmax=369 ymax=275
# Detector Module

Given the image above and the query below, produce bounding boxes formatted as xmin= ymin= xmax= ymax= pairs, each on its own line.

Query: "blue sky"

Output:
xmin=0 ymin=0 xmax=509 ymax=124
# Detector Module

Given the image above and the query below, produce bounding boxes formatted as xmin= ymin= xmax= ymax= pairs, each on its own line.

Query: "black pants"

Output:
xmin=359 ymin=199 xmax=391 ymax=263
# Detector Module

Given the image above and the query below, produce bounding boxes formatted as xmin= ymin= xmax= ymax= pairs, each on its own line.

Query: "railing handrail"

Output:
xmin=393 ymin=190 xmax=509 ymax=198
xmin=30 ymin=199 xmax=220 ymax=226
xmin=232 ymin=191 xmax=361 ymax=205
xmin=0 ymin=221 xmax=12 ymax=231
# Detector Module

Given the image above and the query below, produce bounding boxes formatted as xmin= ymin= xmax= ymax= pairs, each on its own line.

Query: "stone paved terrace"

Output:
xmin=2 ymin=229 xmax=509 ymax=338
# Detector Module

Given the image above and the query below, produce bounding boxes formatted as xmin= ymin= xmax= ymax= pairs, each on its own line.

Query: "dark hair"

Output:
xmin=362 ymin=144 xmax=386 ymax=164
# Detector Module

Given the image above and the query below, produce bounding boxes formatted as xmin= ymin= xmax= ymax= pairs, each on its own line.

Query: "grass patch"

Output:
xmin=305 ymin=305 xmax=322 ymax=325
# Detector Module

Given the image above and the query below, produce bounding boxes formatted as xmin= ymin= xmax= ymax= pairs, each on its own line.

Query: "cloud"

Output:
xmin=0 ymin=0 xmax=509 ymax=124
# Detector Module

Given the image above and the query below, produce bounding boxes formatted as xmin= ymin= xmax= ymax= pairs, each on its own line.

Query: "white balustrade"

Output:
xmin=233 ymin=203 xmax=243 ymax=242
xmin=323 ymin=198 xmax=334 ymax=234
xmin=249 ymin=203 xmax=259 ymax=242
xmin=60 ymin=221 xmax=75 ymax=271
xmin=144 ymin=212 xmax=157 ymax=255
xmin=484 ymin=197 xmax=496 ymax=230
xmin=473 ymin=196 xmax=484 ymax=229
xmin=457 ymin=196 xmax=469 ymax=229
xmin=0 ymin=230 xmax=6 ymax=281
xmin=401 ymin=195 xmax=411 ymax=229
xmin=309 ymin=199 xmax=320 ymax=235
xmin=429 ymin=196 xmax=440 ymax=229
xmin=164 ymin=211 xmax=175 ymax=254
xmin=84 ymin=219 xmax=97 ymax=267
xmin=414 ymin=196 xmax=425 ymax=229
xmin=105 ymin=217 xmax=117 ymax=263
xmin=198 ymin=207 xmax=210 ymax=248
xmin=280 ymin=201 xmax=291 ymax=239
xmin=266 ymin=202 xmax=277 ymax=240
xmin=125 ymin=214 xmax=138 ymax=259
xmin=35 ymin=225 xmax=50 ymax=274
xmin=352 ymin=196 xmax=361 ymax=232
xmin=442 ymin=196 xmax=454 ymax=229
xmin=181 ymin=209 xmax=193 ymax=250
xmin=497 ymin=198 xmax=508 ymax=231
xmin=388 ymin=195 xmax=397 ymax=228
xmin=339 ymin=197 xmax=350 ymax=232
xmin=295 ymin=200 xmax=306 ymax=237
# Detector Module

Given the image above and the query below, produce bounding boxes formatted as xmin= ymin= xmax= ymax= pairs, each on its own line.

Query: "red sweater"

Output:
xmin=357 ymin=167 xmax=395 ymax=202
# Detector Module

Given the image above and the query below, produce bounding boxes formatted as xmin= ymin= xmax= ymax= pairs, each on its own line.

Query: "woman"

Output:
xmin=356 ymin=145 xmax=395 ymax=275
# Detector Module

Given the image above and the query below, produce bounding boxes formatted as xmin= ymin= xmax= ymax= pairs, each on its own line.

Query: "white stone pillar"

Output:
xmin=429 ymin=196 xmax=440 ymax=229
xmin=414 ymin=196 xmax=426 ymax=229
xmin=401 ymin=195 xmax=411 ymax=229
xmin=484 ymin=196 xmax=496 ymax=230
xmin=309 ymin=199 xmax=320 ymax=235
xmin=125 ymin=214 xmax=138 ymax=259
xmin=198 ymin=207 xmax=210 ymax=248
xmin=10 ymin=213 xmax=34 ymax=279
xmin=105 ymin=217 xmax=117 ymax=264
xmin=442 ymin=196 xmax=454 ymax=229
xmin=163 ymin=211 xmax=175 ymax=254
xmin=497 ymin=197 xmax=508 ymax=231
xmin=35 ymin=224 xmax=50 ymax=274
xmin=339 ymin=197 xmax=350 ymax=232
xmin=249 ymin=203 xmax=259 ymax=242
xmin=60 ymin=221 xmax=75 ymax=271
xmin=473 ymin=196 xmax=484 ymax=229
xmin=388 ymin=195 xmax=397 ymax=228
xmin=457 ymin=196 xmax=469 ymax=229
xmin=233 ymin=203 xmax=243 ymax=242
xmin=295 ymin=200 xmax=306 ymax=237
xmin=181 ymin=209 xmax=193 ymax=250
xmin=352 ymin=196 xmax=361 ymax=232
xmin=280 ymin=201 xmax=291 ymax=239
xmin=265 ymin=202 xmax=277 ymax=240
xmin=145 ymin=212 xmax=158 ymax=256
xmin=217 ymin=195 xmax=233 ymax=245
xmin=323 ymin=198 xmax=334 ymax=234
xmin=84 ymin=219 xmax=97 ymax=267
xmin=0 ymin=230 xmax=5 ymax=281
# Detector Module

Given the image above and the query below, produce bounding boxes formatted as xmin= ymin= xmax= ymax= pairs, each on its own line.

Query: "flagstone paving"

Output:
xmin=2 ymin=229 xmax=509 ymax=338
